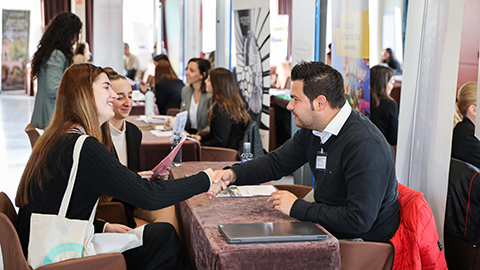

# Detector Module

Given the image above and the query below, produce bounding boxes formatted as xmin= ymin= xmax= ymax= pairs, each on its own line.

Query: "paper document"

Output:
xmin=150 ymin=134 xmax=187 ymax=180
xmin=92 ymin=225 xmax=145 ymax=254
xmin=217 ymin=185 xmax=278 ymax=197
xmin=171 ymin=111 xmax=188 ymax=141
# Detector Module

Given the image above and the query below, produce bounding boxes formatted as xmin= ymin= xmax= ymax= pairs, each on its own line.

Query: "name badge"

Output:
xmin=316 ymin=150 xmax=327 ymax=170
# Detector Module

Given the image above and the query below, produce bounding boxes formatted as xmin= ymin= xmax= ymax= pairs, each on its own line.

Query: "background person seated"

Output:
xmin=192 ymin=68 xmax=249 ymax=149
xmin=154 ymin=60 xmax=184 ymax=115
xmin=181 ymin=58 xmax=212 ymax=134
xmin=451 ymin=82 xmax=480 ymax=168
xmin=370 ymin=65 xmax=399 ymax=146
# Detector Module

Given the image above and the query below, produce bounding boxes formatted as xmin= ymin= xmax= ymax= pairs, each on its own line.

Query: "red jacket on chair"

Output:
xmin=389 ymin=183 xmax=447 ymax=270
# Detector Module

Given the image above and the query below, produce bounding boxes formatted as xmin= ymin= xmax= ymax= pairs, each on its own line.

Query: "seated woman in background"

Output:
xmin=193 ymin=68 xmax=249 ymax=149
xmin=106 ymin=67 xmax=181 ymax=230
xmin=181 ymin=58 xmax=212 ymax=134
xmin=451 ymin=82 xmax=480 ymax=168
xmin=15 ymin=63 xmax=219 ymax=269
xmin=154 ymin=60 xmax=184 ymax=115
xmin=73 ymin=42 xmax=91 ymax=64
xmin=370 ymin=65 xmax=398 ymax=146
xmin=382 ymin=48 xmax=402 ymax=75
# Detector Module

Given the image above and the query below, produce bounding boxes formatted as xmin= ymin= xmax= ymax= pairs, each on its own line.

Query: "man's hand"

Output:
xmin=206 ymin=169 xmax=236 ymax=198
xmin=267 ymin=190 xmax=298 ymax=216
xmin=104 ymin=223 xmax=132 ymax=233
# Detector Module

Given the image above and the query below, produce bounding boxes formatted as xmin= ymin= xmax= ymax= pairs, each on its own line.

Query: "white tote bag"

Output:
xmin=28 ymin=135 xmax=99 ymax=269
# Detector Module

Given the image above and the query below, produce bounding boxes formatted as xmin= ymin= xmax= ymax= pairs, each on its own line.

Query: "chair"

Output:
xmin=25 ymin=123 xmax=40 ymax=148
xmin=444 ymin=158 xmax=480 ymax=270
xmin=338 ymin=241 xmax=393 ymax=270
xmin=238 ymin=120 xmax=264 ymax=160
xmin=0 ymin=192 xmax=127 ymax=270
xmin=201 ymin=146 xmax=239 ymax=161
xmin=165 ymin=108 xmax=180 ymax=116
xmin=274 ymin=184 xmax=313 ymax=198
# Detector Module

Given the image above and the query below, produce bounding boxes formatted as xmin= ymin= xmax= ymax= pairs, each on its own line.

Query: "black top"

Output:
xmin=451 ymin=118 xmax=480 ymax=169
xmin=370 ymin=98 xmax=398 ymax=146
xmin=16 ymin=133 xmax=210 ymax=256
xmin=154 ymin=77 xmax=184 ymax=115
xmin=200 ymin=105 xmax=247 ymax=150
xmin=388 ymin=58 xmax=402 ymax=75
xmin=231 ymin=109 xmax=400 ymax=242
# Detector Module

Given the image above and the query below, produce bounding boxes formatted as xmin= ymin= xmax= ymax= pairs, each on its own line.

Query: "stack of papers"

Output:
xmin=217 ymin=185 xmax=277 ymax=197
xmin=150 ymin=130 xmax=173 ymax=137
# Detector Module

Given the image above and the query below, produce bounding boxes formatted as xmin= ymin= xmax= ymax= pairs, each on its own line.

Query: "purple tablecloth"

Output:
xmin=171 ymin=162 xmax=341 ymax=270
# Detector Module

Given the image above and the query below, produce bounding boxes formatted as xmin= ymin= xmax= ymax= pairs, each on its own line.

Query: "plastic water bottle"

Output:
xmin=134 ymin=77 xmax=140 ymax=90
xmin=145 ymin=87 xmax=155 ymax=116
xmin=171 ymin=131 xmax=182 ymax=167
xmin=240 ymin=142 xmax=253 ymax=162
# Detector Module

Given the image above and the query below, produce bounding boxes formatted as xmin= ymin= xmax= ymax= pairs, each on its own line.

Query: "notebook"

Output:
xmin=218 ymin=222 xmax=328 ymax=244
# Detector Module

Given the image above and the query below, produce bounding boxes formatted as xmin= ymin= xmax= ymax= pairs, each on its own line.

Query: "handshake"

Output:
xmin=202 ymin=168 xmax=236 ymax=198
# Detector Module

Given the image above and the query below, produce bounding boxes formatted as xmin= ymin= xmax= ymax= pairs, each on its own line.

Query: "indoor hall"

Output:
xmin=0 ymin=0 xmax=479 ymax=269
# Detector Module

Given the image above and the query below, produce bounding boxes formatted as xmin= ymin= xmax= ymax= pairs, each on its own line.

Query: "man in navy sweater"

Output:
xmin=212 ymin=61 xmax=399 ymax=242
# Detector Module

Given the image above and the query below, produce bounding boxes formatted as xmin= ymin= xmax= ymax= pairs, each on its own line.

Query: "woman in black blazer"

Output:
xmin=154 ymin=60 xmax=184 ymax=115
xmin=193 ymin=68 xmax=249 ymax=149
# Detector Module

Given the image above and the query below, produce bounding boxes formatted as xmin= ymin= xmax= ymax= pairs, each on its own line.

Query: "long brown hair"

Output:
xmin=370 ymin=65 xmax=394 ymax=108
xmin=208 ymin=68 xmax=249 ymax=126
xmin=16 ymin=64 xmax=113 ymax=207
xmin=155 ymin=60 xmax=179 ymax=84
xmin=31 ymin=12 xmax=82 ymax=80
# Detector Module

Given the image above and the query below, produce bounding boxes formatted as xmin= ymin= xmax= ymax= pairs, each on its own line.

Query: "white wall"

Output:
xmin=93 ymin=0 xmax=124 ymax=72
xmin=396 ymin=0 xmax=464 ymax=241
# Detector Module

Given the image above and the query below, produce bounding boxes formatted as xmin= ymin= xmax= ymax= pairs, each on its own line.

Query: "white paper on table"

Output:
xmin=92 ymin=225 xmax=145 ymax=254
xmin=155 ymin=125 xmax=166 ymax=131
xmin=150 ymin=130 xmax=173 ymax=137
xmin=170 ymin=111 xmax=188 ymax=141
xmin=216 ymin=185 xmax=278 ymax=197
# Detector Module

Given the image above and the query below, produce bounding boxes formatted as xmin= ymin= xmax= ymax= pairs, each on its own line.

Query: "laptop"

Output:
xmin=218 ymin=221 xmax=328 ymax=244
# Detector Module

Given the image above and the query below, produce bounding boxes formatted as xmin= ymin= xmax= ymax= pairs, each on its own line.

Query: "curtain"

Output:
xmin=41 ymin=0 xmax=71 ymax=29
xmin=85 ymin=0 xmax=94 ymax=60
xmin=161 ymin=0 xmax=168 ymax=52
xmin=277 ymin=0 xmax=292 ymax=60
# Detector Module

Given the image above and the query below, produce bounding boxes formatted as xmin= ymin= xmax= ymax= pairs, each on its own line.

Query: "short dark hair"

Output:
xmin=291 ymin=61 xmax=345 ymax=109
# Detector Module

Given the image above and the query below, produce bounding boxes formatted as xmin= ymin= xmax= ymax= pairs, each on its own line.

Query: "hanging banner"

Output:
xmin=331 ymin=1 xmax=370 ymax=116
xmin=2 ymin=9 xmax=30 ymax=91
xmin=232 ymin=0 xmax=270 ymax=128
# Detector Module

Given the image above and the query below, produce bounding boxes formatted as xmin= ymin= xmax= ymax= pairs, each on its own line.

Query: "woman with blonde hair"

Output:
xmin=15 ymin=63 xmax=218 ymax=269
xmin=451 ymin=82 xmax=480 ymax=168
xmin=193 ymin=68 xmax=249 ymax=149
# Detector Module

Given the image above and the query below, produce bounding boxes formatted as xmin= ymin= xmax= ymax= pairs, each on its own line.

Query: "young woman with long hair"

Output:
xmin=180 ymin=58 xmax=212 ymax=134
xmin=16 ymin=63 xmax=218 ymax=269
xmin=154 ymin=60 xmax=184 ymax=114
xmin=193 ymin=68 xmax=250 ymax=149
xmin=369 ymin=65 xmax=398 ymax=146
xmin=30 ymin=12 xmax=82 ymax=129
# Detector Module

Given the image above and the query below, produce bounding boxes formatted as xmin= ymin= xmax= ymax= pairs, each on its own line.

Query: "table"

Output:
xmin=170 ymin=162 xmax=341 ymax=270
xmin=126 ymin=116 xmax=201 ymax=170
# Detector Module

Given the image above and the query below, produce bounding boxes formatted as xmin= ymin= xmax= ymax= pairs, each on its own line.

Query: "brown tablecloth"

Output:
xmin=171 ymin=162 xmax=341 ymax=270
xmin=126 ymin=116 xmax=201 ymax=170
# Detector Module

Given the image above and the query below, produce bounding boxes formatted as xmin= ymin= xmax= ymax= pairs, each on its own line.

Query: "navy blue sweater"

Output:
xmin=232 ymin=110 xmax=400 ymax=242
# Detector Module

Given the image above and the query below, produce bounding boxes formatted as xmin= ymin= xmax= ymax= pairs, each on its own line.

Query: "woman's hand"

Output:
xmin=104 ymin=223 xmax=132 ymax=233
xmin=193 ymin=134 xmax=201 ymax=141
xmin=138 ymin=171 xmax=154 ymax=179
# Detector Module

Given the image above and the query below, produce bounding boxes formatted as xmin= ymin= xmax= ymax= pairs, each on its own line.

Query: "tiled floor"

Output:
xmin=0 ymin=91 xmax=35 ymax=204
xmin=0 ymin=91 xmax=293 ymax=206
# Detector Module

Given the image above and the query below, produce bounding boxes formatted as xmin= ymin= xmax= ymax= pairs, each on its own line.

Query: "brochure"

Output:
xmin=217 ymin=185 xmax=278 ymax=197
xmin=150 ymin=134 xmax=187 ymax=180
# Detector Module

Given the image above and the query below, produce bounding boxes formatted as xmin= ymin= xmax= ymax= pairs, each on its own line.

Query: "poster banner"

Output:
xmin=2 ymin=9 xmax=30 ymax=91
xmin=331 ymin=1 xmax=370 ymax=116
xmin=232 ymin=0 xmax=270 ymax=128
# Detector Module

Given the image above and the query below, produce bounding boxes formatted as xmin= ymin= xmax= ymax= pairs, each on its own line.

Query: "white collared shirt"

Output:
xmin=312 ymin=101 xmax=352 ymax=144
xmin=109 ymin=121 xmax=128 ymax=166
